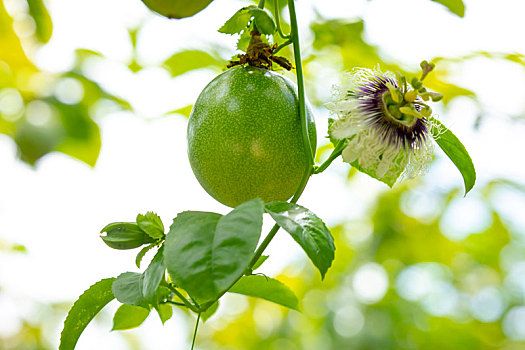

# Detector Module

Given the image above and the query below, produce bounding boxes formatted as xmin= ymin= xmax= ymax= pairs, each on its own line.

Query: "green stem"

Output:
xmin=313 ymin=140 xmax=346 ymax=174
xmin=274 ymin=0 xmax=290 ymax=39
xmin=190 ymin=313 xmax=201 ymax=350
xmin=248 ymin=224 xmax=280 ymax=269
xmin=165 ymin=282 xmax=199 ymax=313
xmin=164 ymin=300 xmax=187 ymax=307
xmin=258 ymin=0 xmax=266 ymax=8
xmin=273 ymin=38 xmax=292 ymax=54
xmin=288 ymin=0 xmax=313 ymax=167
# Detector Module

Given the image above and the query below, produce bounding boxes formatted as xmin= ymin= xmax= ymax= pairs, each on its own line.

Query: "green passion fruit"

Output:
xmin=141 ymin=0 xmax=213 ymax=19
xmin=187 ymin=66 xmax=316 ymax=207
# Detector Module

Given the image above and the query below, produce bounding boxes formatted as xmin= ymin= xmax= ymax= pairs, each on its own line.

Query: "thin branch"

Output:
xmin=190 ymin=313 xmax=201 ymax=350
xmin=274 ymin=0 xmax=290 ymax=39
xmin=313 ymin=140 xmax=346 ymax=174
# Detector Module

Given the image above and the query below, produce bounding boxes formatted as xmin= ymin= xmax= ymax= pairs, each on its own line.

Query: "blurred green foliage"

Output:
xmin=0 ymin=0 xmax=130 ymax=166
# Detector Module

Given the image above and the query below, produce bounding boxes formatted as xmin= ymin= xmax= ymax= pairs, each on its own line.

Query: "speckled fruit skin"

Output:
xmin=188 ymin=66 xmax=316 ymax=208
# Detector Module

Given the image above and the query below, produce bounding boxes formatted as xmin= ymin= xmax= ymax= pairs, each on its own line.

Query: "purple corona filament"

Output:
xmin=351 ymin=75 xmax=429 ymax=151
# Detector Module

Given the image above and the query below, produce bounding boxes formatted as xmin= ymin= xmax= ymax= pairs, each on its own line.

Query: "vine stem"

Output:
xmin=287 ymin=0 xmax=314 ymax=168
xmin=190 ymin=313 xmax=201 ymax=350
xmin=164 ymin=282 xmax=199 ymax=313
xmin=313 ymin=140 xmax=346 ymax=174
xmin=273 ymin=38 xmax=292 ymax=54
xmin=274 ymin=0 xmax=290 ymax=39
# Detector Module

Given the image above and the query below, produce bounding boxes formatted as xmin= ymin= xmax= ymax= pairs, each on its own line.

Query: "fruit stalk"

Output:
xmin=288 ymin=0 xmax=313 ymax=168
xmin=288 ymin=0 xmax=313 ymax=203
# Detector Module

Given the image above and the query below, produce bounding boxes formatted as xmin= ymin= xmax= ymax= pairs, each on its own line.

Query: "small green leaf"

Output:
xmin=59 ymin=278 xmax=115 ymax=350
xmin=135 ymin=244 xmax=155 ymax=268
xmin=327 ymin=118 xmax=339 ymax=149
xmin=136 ymin=212 xmax=164 ymax=239
xmin=164 ymin=211 xmax=221 ymax=302
xmin=430 ymin=117 xmax=476 ymax=195
xmin=142 ymin=246 xmax=166 ymax=300
xmin=236 ymin=29 xmax=252 ymax=51
xmin=430 ymin=0 xmax=465 ymax=17
xmin=201 ymin=301 xmax=219 ymax=322
xmin=27 ymin=0 xmax=53 ymax=43
xmin=265 ymin=202 xmax=335 ymax=279
xmin=219 ymin=6 xmax=254 ymax=35
xmin=112 ymin=304 xmax=150 ymax=331
xmin=163 ymin=50 xmax=221 ymax=78
xmin=100 ymin=222 xmax=154 ymax=250
xmin=251 ymin=255 xmax=269 ymax=271
xmin=229 ymin=275 xmax=299 ymax=311
xmin=167 ymin=105 xmax=193 ymax=118
xmin=165 ymin=198 xmax=264 ymax=302
xmin=219 ymin=6 xmax=275 ymax=35
xmin=152 ymin=286 xmax=172 ymax=309
xmin=155 ymin=303 xmax=173 ymax=324
xmin=349 ymin=158 xmax=404 ymax=188
xmin=112 ymin=272 xmax=146 ymax=307
xmin=251 ymin=8 xmax=275 ymax=35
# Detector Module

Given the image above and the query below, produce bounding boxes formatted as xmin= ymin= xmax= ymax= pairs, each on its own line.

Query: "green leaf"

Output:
xmin=136 ymin=212 xmax=165 ymax=239
xmin=27 ymin=0 xmax=53 ymax=43
xmin=229 ymin=275 xmax=299 ymax=311
xmin=112 ymin=272 xmax=147 ymax=307
xmin=265 ymin=202 xmax=335 ymax=279
xmin=112 ymin=304 xmax=150 ymax=331
xmin=152 ymin=286 xmax=172 ymax=309
xmin=430 ymin=117 xmax=476 ymax=195
xmin=430 ymin=0 xmax=465 ymax=17
xmin=349 ymin=158 xmax=404 ymax=188
xmin=59 ymin=278 xmax=115 ymax=350
xmin=165 ymin=198 xmax=264 ymax=302
xmin=219 ymin=6 xmax=254 ymax=34
xmin=201 ymin=301 xmax=219 ymax=322
xmin=251 ymin=255 xmax=269 ymax=271
xmin=236 ymin=29 xmax=252 ymax=51
xmin=219 ymin=6 xmax=275 ymax=35
xmin=135 ymin=243 xmax=156 ymax=268
xmin=54 ymin=123 xmax=101 ymax=167
xmin=142 ymin=246 xmax=166 ymax=300
xmin=167 ymin=105 xmax=193 ymax=118
xmin=48 ymin=98 xmax=101 ymax=167
xmin=155 ymin=303 xmax=173 ymax=324
xmin=100 ymin=222 xmax=154 ymax=250
xmin=251 ymin=8 xmax=276 ymax=35
xmin=162 ymin=50 xmax=221 ymax=78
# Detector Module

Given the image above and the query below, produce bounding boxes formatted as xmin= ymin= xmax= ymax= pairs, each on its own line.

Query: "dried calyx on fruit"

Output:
xmin=228 ymin=30 xmax=293 ymax=70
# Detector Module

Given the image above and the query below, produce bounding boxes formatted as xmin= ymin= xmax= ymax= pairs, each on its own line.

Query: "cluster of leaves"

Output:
xmin=219 ymin=5 xmax=277 ymax=52
xmin=59 ymin=199 xmax=335 ymax=349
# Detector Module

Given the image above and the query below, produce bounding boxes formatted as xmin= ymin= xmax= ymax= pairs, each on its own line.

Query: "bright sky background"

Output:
xmin=1 ymin=0 xmax=525 ymax=348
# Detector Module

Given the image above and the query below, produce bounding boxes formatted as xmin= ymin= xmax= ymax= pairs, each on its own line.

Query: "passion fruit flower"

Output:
xmin=325 ymin=64 xmax=443 ymax=186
